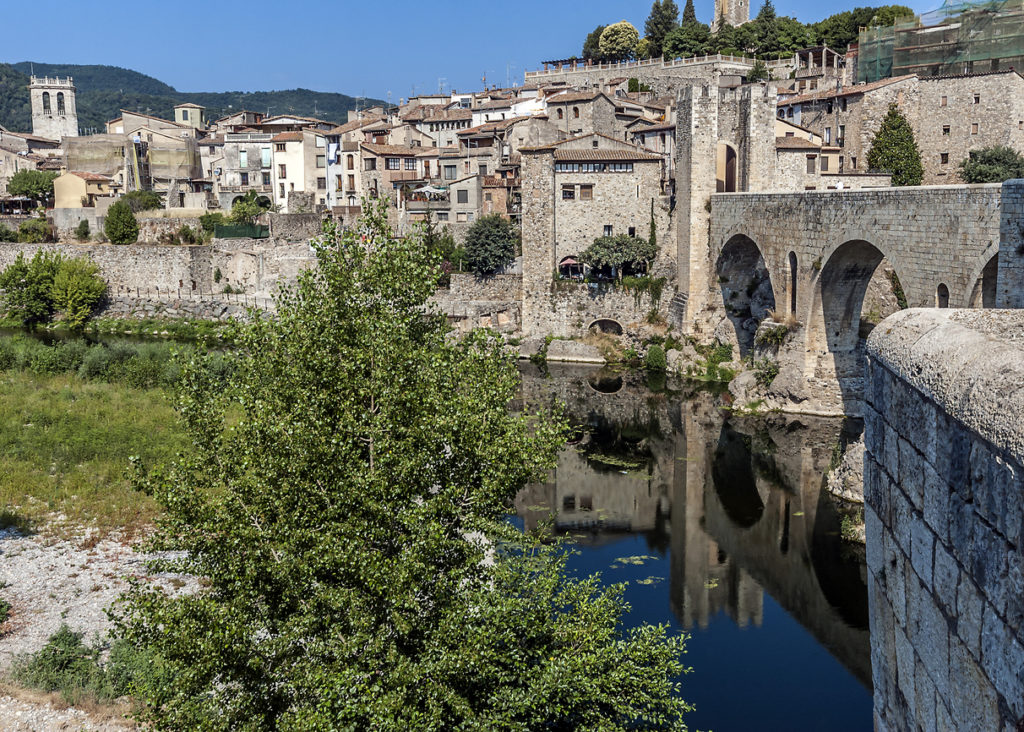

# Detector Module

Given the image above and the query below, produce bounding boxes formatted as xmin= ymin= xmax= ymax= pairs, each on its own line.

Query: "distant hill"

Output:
xmin=0 ymin=61 xmax=386 ymax=135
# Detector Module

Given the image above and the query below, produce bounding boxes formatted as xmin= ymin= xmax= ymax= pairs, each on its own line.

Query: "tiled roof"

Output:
xmin=779 ymin=75 xmax=915 ymax=105
xmin=632 ymin=122 xmax=675 ymax=133
xmin=272 ymin=132 xmax=303 ymax=142
xmin=457 ymin=117 xmax=527 ymax=136
xmin=198 ymin=136 xmax=224 ymax=146
xmin=476 ymin=98 xmax=513 ymax=110
xmin=326 ymin=115 xmax=386 ymax=135
xmin=68 ymin=171 xmax=113 ymax=182
xmin=553 ymin=149 xmax=662 ymax=162
xmin=361 ymin=143 xmax=418 ymax=156
xmin=545 ymin=90 xmax=603 ymax=104
xmin=775 ymin=136 xmax=820 ymax=150
xmin=425 ymin=108 xmax=473 ymax=121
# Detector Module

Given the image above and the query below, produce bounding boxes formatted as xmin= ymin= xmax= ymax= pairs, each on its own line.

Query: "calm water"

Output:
xmin=514 ymin=364 xmax=872 ymax=732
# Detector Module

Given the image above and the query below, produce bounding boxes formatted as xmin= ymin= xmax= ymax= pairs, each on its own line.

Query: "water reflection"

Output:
xmin=516 ymin=364 xmax=871 ymax=730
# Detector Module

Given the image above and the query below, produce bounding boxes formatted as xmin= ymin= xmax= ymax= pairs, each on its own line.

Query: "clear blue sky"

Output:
xmin=4 ymin=0 xmax=936 ymax=100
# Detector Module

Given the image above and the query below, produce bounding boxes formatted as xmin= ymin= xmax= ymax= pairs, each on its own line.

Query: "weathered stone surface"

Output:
xmin=544 ymin=339 xmax=605 ymax=364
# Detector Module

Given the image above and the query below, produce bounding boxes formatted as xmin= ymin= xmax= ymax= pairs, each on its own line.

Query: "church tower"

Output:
xmin=712 ymin=0 xmax=750 ymax=32
xmin=29 ymin=76 xmax=79 ymax=140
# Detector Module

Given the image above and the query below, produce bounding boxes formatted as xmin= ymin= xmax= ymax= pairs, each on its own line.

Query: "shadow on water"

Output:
xmin=515 ymin=363 xmax=872 ymax=731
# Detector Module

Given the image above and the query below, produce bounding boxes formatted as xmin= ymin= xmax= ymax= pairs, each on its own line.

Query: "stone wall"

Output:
xmin=448 ymin=273 xmax=521 ymax=301
xmin=267 ymin=212 xmax=322 ymax=241
xmin=100 ymin=294 xmax=271 ymax=322
xmin=522 ymin=280 xmax=666 ymax=338
xmin=864 ymin=308 xmax=1024 ymax=731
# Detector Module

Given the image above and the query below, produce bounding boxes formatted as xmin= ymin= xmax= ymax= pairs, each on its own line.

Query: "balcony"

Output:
xmin=219 ymin=184 xmax=273 ymax=193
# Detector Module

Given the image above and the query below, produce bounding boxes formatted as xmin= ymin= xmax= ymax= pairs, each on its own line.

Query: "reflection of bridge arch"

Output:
xmin=715 ymin=234 xmax=776 ymax=357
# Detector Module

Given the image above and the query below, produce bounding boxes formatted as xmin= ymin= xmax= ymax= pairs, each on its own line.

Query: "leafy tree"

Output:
xmin=123 ymin=189 xmax=163 ymax=213
xmin=663 ymin=21 xmax=711 ymax=58
xmin=958 ymin=145 xmax=1024 ymax=183
xmin=748 ymin=58 xmax=770 ymax=81
xmin=17 ymin=218 xmax=51 ymax=243
xmin=580 ymin=234 xmax=659 ymax=279
xmin=7 ymin=170 xmax=58 ymax=204
xmin=198 ymin=212 xmax=226 ymax=233
xmin=645 ymin=0 xmax=681 ymax=57
xmin=636 ymin=37 xmax=654 ymax=60
xmin=105 ymin=200 xmax=139 ymax=244
xmin=866 ymin=103 xmax=923 ymax=186
xmin=582 ymin=25 xmax=608 ymax=61
xmin=117 ymin=199 xmax=690 ymax=729
xmin=0 ymin=250 xmax=63 ymax=326
xmin=422 ymin=207 xmax=466 ymax=286
xmin=50 ymin=257 xmax=106 ymax=330
xmin=628 ymin=78 xmax=654 ymax=93
xmin=0 ymin=224 xmax=16 ymax=242
xmin=465 ymin=213 xmax=516 ymax=276
xmin=74 ymin=219 xmax=90 ymax=242
xmin=752 ymin=0 xmax=780 ymax=55
xmin=682 ymin=0 xmax=698 ymax=24
xmin=228 ymin=191 xmax=267 ymax=225
xmin=600 ymin=21 xmax=641 ymax=62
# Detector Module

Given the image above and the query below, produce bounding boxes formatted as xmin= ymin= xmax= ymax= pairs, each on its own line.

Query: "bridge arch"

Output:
xmin=588 ymin=318 xmax=623 ymax=336
xmin=808 ymin=238 xmax=905 ymax=413
xmin=966 ymin=245 xmax=1000 ymax=308
xmin=715 ymin=234 xmax=776 ymax=357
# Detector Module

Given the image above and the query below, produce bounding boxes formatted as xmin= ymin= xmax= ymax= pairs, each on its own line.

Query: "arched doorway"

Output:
xmin=936 ymin=283 xmax=950 ymax=308
xmin=716 ymin=142 xmax=738 ymax=193
xmin=809 ymin=239 xmax=891 ymax=413
xmin=715 ymin=235 xmax=775 ymax=357
xmin=788 ymin=251 xmax=798 ymax=315
xmin=588 ymin=318 xmax=623 ymax=336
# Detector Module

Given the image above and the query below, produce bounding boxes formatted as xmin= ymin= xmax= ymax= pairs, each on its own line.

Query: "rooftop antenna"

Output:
xmin=438 ymin=77 xmax=447 ymax=94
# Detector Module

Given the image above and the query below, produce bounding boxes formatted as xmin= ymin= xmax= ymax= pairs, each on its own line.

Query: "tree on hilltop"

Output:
xmin=645 ymin=0 xmax=681 ymax=57
xmin=600 ymin=21 xmax=641 ymax=61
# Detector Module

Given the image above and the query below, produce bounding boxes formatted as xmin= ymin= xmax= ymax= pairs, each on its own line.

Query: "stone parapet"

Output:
xmin=864 ymin=308 xmax=1024 ymax=730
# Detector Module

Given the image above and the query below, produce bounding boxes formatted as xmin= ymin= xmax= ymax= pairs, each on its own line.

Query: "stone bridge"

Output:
xmin=699 ymin=181 xmax=1024 ymax=413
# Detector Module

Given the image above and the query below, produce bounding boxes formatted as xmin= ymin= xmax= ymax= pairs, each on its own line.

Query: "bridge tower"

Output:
xmin=30 ymin=76 xmax=79 ymax=140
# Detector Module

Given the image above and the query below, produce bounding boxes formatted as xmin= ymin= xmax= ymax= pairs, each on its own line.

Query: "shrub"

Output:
xmin=0 ymin=250 xmax=63 ymax=326
xmin=645 ymin=343 xmax=667 ymax=371
xmin=959 ymin=145 xmax=1024 ymax=183
xmin=177 ymin=225 xmax=198 ymax=244
xmin=753 ymin=358 xmax=780 ymax=386
xmin=580 ymin=234 xmax=658 ymax=278
xmin=213 ymin=267 xmax=222 ymax=284
xmin=105 ymin=200 xmax=139 ymax=244
xmin=74 ymin=219 xmax=90 ymax=242
xmin=0 ymin=223 xmax=16 ymax=242
xmin=17 ymin=218 xmax=50 ymax=243
xmin=51 ymin=257 xmax=107 ymax=330
xmin=0 ymin=597 xmax=9 ymax=625
xmin=465 ymin=214 xmax=517 ymax=275
xmin=123 ymin=189 xmax=163 ymax=213
xmin=199 ymin=212 xmax=226 ymax=233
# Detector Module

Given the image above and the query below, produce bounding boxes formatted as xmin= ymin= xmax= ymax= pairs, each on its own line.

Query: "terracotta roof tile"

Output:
xmin=272 ymin=132 xmax=303 ymax=142
xmin=779 ymin=75 xmax=916 ymax=106
xmin=361 ymin=143 xmax=418 ymax=156
xmin=775 ymin=136 xmax=820 ymax=150
xmin=552 ymin=149 xmax=662 ymax=162
xmin=326 ymin=116 xmax=386 ymax=135
xmin=68 ymin=171 xmax=114 ymax=182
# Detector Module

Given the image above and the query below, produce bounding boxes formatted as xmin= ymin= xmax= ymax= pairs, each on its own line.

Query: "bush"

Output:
xmin=199 ymin=212 xmax=226 ymax=233
xmin=0 ymin=223 xmax=18 ymax=242
xmin=17 ymin=218 xmax=50 ymax=243
xmin=123 ymin=190 xmax=163 ymax=213
xmin=51 ymin=257 xmax=107 ymax=330
xmin=465 ymin=214 xmax=517 ymax=275
xmin=645 ymin=343 xmax=667 ymax=371
xmin=580 ymin=234 xmax=658 ymax=278
xmin=959 ymin=145 xmax=1024 ymax=183
xmin=177 ymin=225 xmax=197 ymax=244
xmin=0 ymin=250 xmax=63 ymax=326
xmin=105 ymin=200 xmax=139 ymax=244
xmin=74 ymin=219 xmax=90 ymax=242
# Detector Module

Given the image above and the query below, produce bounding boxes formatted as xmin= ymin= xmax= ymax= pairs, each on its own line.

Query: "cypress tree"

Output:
xmin=682 ymin=0 xmax=698 ymax=24
xmin=866 ymin=103 xmax=923 ymax=186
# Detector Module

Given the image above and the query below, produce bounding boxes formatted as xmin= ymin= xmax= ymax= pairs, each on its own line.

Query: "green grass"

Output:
xmin=0 ymin=371 xmax=185 ymax=535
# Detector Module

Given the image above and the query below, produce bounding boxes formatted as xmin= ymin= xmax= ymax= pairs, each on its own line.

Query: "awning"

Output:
xmin=559 ymin=257 xmax=578 ymax=266
xmin=414 ymin=185 xmax=447 ymax=194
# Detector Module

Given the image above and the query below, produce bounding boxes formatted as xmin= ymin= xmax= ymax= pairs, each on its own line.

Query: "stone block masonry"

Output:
xmin=864 ymin=309 xmax=1024 ymax=730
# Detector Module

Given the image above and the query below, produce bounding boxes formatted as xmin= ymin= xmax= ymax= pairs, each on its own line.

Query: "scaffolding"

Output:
xmin=857 ymin=0 xmax=1024 ymax=82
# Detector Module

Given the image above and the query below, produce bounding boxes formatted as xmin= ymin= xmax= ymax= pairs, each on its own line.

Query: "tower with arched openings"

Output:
xmin=30 ymin=76 xmax=79 ymax=140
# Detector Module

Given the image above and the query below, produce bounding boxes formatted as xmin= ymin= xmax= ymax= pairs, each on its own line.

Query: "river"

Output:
xmin=514 ymin=364 xmax=872 ymax=731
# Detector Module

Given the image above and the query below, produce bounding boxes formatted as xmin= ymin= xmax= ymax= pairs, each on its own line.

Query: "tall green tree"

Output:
xmin=465 ymin=213 xmax=517 ymax=275
xmin=117 ymin=199 xmax=691 ymax=729
xmin=958 ymin=145 xmax=1024 ymax=183
xmin=583 ymin=25 xmax=608 ymax=61
xmin=663 ymin=21 xmax=711 ymax=58
xmin=866 ymin=103 xmax=923 ymax=186
xmin=7 ymin=170 xmax=58 ymax=204
xmin=600 ymin=21 xmax=641 ymax=62
xmin=104 ymin=200 xmax=139 ymax=244
xmin=645 ymin=0 xmax=681 ymax=57
xmin=682 ymin=0 xmax=698 ymax=25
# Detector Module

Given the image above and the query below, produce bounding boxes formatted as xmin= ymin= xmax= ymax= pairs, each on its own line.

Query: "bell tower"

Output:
xmin=712 ymin=0 xmax=750 ymax=32
xmin=30 ymin=76 xmax=79 ymax=140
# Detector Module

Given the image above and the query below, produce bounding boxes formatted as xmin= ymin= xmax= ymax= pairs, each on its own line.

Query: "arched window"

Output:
xmin=41 ymin=92 xmax=51 ymax=114
xmin=57 ymin=92 xmax=65 ymax=115
xmin=788 ymin=251 xmax=798 ymax=314
xmin=572 ymin=106 xmax=580 ymax=118
xmin=937 ymin=283 xmax=950 ymax=308
xmin=557 ymin=108 xmax=564 ymax=120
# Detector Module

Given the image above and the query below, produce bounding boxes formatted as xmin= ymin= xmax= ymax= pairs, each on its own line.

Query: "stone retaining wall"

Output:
xmin=448 ymin=273 xmax=522 ymax=301
xmin=100 ymin=295 xmax=270 ymax=322
xmin=864 ymin=309 xmax=1024 ymax=731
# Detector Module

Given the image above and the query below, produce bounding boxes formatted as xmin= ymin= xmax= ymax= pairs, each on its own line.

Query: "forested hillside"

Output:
xmin=0 ymin=61 xmax=384 ymax=134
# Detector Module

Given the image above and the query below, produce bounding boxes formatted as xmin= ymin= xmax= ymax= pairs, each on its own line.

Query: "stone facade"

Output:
xmin=864 ymin=308 xmax=1024 ymax=731
xmin=29 ymin=76 xmax=78 ymax=140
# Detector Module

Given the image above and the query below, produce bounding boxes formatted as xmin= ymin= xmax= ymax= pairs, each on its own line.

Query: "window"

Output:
xmin=787 ymin=107 xmax=794 ymax=118
xmin=941 ymin=152 xmax=949 ymax=164
xmin=484 ymin=192 xmax=492 ymax=202
xmin=973 ymin=94 xmax=980 ymax=104
xmin=444 ymin=165 xmax=457 ymax=180
xmin=275 ymin=143 xmax=286 ymax=152
xmin=56 ymin=93 xmax=66 ymax=115
xmin=579 ymin=495 xmax=593 ymax=511
xmin=261 ymin=147 xmax=271 ymax=168
xmin=562 ymin=185 xmax=575 ymax=200
xmin=573 ymin=106 xmax=579 ymax=118
xmin=335 ymin=175 xmax=343 ymax=191
xmin=316 ymin=155 xmax=326 ymax=168
xmin=824 ymin=127 xmax=832 ymax=144
xmin=347 ymin=174 xmax=355 ymax=190
xmin=262 ymin=172 xmax=271 ymax=185
xmin=942 ymin=125 xmax=950 ymax=136
xmin=317 ymin=177 xmax=326 ymax=190
xmin=603 ymin=225 xmax=613 ymax=236
xmin=971 ymin=123 xmax=979 ymax=134
xmin=279 ymin=183 xmax=285 ymax=198
xmin=279 ymin=164 xmax=287 ymax=178
xmin=240 ymin=172 xmax=249 ymax=185
xmin=557 ymin=108 xmax=564 ymax=119
xmin=437 ymin=212 xmax=449 ymax=221
xmin=316 ymin=136 xmax=325 ymax=148
xmin=347 ymin=155 xmax=354 ymax=170
xmin=41 ymin=92 xmax=50 ymax=114
xmin=841 ymin=98 xmax=847 ymax=112
xmin=821 ymin=156 xmax=829 ymax=172
xmin=464 ymin=161 xmax=470 ymax=173
xmin=826 ymin=102 xmax=833 ymax=114
xmin=456 ymin=189 xmax=468 ymax=204
xmin=563 ymin=495 xmax=575 ymax=511
xmin=806 ymin=155 xmax=816 ymax=174
xmin=580 ymin=184 xmax=593 ymax=200
xmin=592 ymin=139 xmax=599 ymax=148
xmin=365 ymin=158 xmax=377 ymax=171
xmin=851 ymin=156 xmax=857 ymax=170
xmin=456 ymin=212 xmax=467 ymax=222
xmin=209 ymin=146 xmax=216 ymax=154
xmin=940 ymin=95 xmax=947 ymax=107
xmin=479 ymin=163 xmax=487 ymax=175
xmin=838 ymin=125 xmax=845 ymax=144
xmin=628 ymin=226 xmax=636 ymax=237
xmin=467 ymin=212 xmax=474 ymax=222
xmin=239 ymin=150 xmax=248 ymax=167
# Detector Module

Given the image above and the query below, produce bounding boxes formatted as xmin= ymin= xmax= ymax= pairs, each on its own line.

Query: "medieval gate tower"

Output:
xmin=29 ymin=76 xmax=79 ymax=140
